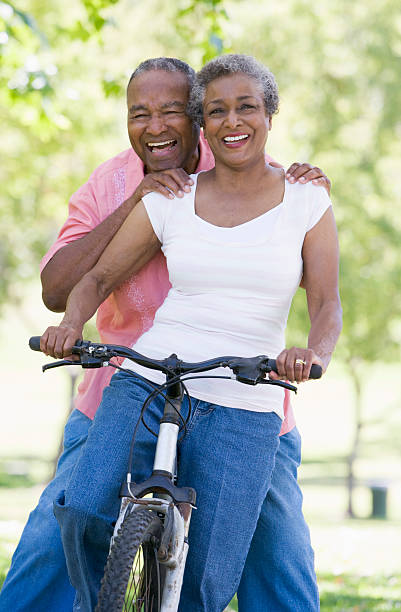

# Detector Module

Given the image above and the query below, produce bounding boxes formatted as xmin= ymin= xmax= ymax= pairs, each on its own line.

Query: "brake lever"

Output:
xmin=259 ymin=379 xmax=297 ymax=393
xmin=42 ymin=353 xmax=108 ymax=372
xmin=42 ymin=359 xmax=82 ymax=372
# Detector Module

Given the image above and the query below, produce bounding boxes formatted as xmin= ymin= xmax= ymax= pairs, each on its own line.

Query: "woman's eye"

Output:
xmin=209 ymin=108 xmax=224 ymax=115
xmin=239 ymin=104 xmax=255 ymax=111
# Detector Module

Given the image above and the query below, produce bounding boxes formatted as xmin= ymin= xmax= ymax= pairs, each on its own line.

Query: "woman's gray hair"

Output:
xmin=128 ymin=57 xmax=195 ymax=90
xmin=188 ymin=54 xmax=279 ymax=126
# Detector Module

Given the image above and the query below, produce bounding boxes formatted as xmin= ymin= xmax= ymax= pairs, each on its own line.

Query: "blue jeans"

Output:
xmin=237 ymin=426 xmax=319 ymax=611
xmin=0 ymin=374 xmax=318 ymax=612
xmin=0 ymin=409 xmax=91 ymax=612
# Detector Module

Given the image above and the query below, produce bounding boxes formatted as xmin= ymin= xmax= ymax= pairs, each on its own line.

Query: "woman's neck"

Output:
xmin=211 ymin=154 xmax=274 ymax=194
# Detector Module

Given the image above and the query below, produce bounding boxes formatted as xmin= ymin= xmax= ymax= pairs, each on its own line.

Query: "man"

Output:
xmin=0 ymin=57 xmax=329 ymax=611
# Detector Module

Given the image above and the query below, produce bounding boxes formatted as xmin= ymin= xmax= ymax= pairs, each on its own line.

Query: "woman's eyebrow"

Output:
xmin=206 ymin=95 xmax=257 ymax=106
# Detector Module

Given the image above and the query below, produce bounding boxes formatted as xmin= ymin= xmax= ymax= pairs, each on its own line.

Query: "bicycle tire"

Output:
xmin=96 ymin=506 xmax=165 ymax=612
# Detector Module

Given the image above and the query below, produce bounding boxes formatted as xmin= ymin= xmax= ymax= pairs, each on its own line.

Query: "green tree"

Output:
xmin=227 ymin=0 xmax=401 ymax=515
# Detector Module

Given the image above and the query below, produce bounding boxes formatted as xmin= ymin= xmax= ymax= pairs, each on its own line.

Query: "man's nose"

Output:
xmin=146 ymin=114 xmax=167 ymax=135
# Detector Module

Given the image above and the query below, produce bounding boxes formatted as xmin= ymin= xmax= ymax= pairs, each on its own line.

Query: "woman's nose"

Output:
xmin=225 ymin=109 xmax=241 ymax=128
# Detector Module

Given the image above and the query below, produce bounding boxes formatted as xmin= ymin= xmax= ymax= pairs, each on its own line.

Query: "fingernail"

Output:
xmin=183 ymin=185 xmax=191 ymax=192
xmin=300 ymin=177 xmax=306 ymax=182
xmin=177 ymin=190 xmax=184 ymax=197
xmin=188 ymin=179 xmax=194 ymax=185
xmin=289 ymin=176 xmax=295 ymax=183
xmin=168 ymin=193 xmax=174 ymax=199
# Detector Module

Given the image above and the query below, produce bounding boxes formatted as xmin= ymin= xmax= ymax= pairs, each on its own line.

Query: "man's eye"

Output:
xmin=132 ymin=114 xmax=148 ymax=119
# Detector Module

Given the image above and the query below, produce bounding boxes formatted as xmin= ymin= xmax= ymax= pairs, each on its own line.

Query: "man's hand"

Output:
xmin=40 ymin=322 xmax=83 ymax=359
xmin=132 ymin=169 xmax=194 ymax=203
xmin=285 ymin=163 xmax=331 ymax=194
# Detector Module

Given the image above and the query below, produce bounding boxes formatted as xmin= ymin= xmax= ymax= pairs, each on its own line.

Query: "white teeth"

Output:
xmin=148 ymin=140 xmax=175 ymax=147
xmin=224 ymin=135 xmax=249 ymax=142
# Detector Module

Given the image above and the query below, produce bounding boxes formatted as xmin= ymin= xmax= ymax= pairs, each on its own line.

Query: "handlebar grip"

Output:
xmin=29 ymin=337 xmax=84 ymax=353
xmin=268 ymin=359 xmax=322 ymax=380
xmin=29 ymin=336 xmax=42 ymax=351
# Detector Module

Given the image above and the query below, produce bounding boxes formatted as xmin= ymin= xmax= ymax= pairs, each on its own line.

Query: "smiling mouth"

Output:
xmin=223 ymin=134 xmax=249 ymax=143
xmin=147 ymin=139 xmax=177 ymax=153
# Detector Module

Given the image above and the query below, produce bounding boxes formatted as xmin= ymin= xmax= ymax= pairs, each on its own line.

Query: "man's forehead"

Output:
xmin=127 ymin=70 xmax=190 ymax=105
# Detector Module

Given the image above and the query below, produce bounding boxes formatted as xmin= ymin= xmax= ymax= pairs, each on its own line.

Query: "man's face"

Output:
xmin=127 ymin=70 xmax=200 ymax=173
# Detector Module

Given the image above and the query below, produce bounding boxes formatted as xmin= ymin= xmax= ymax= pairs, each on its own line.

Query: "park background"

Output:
xmin=1 ymin=0 xmax=401 ymax=609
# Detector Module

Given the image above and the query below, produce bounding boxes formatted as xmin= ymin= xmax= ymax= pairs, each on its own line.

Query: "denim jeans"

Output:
xmin=0 ymin=373 xmax=318 ymax=612
xmin=237 ymin=426 xmax=319 ymax=611
xmin=51 ymin=370 xmax=311 ymax=612
xmin=0 ymin=409 xmax=92 ymax=612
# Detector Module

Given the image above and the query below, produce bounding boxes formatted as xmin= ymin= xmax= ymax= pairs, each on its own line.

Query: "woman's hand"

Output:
xmin=40 ymin=322 xmax=83 ymax=359
xmin=269 ymin=347 xmax=324 ymax=383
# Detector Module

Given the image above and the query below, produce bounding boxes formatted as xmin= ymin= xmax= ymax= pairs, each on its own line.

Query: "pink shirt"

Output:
xmin=40 ymin=133 xmax=295 ymax=435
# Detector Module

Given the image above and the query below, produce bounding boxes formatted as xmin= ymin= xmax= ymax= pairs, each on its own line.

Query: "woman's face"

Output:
xmin=202 ymin=73 xmax=271 ymax=169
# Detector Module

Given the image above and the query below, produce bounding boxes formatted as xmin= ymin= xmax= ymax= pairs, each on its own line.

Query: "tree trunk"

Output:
xmin=346 ymin=360 xmax=363 ymax=518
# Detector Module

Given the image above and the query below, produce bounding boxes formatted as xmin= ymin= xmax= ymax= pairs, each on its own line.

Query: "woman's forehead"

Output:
xmin=204 ymin=73 xmax=263 ymax=100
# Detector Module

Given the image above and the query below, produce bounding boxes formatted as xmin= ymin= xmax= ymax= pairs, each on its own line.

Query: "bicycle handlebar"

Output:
xmin=28 ymin=337 xmax=323 ymax=383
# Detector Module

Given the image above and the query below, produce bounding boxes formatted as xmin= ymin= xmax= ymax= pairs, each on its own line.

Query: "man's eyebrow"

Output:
xmin=160 ymin=100 xmax=186 ymax=110
xmin=128 ymin=104 xmax=149 ymax=113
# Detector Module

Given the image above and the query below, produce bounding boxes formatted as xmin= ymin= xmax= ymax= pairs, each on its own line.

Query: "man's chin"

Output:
xmin=145 ymin=152 xmax=182 ymax=173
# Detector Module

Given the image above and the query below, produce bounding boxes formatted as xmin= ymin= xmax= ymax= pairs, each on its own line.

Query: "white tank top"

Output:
xmin=123 ymin=174 xmax=331 ymax=417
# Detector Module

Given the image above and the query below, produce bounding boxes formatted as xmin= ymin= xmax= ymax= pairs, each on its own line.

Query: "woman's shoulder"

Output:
xmin=284 ymin=180 xmax=332 ymax=232
xmin=284 ymin=180 xmax=331 ymax=207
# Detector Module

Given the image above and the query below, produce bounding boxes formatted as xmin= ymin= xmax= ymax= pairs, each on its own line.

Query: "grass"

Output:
xmin=2 ymin=483 xmax=401 ymax=609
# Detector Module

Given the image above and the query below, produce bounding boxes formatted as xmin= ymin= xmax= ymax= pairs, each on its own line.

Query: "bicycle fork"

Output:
xmin=113 ymin=375 xmax=196 ymax=610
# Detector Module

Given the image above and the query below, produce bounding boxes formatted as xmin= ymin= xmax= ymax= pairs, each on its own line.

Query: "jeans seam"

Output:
xmin=182 ymin=399 xmax=202 ymax=433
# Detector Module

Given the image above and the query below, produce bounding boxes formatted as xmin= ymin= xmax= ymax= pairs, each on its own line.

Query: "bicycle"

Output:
xmin=29 ymin=336 xmax=322 ymax=612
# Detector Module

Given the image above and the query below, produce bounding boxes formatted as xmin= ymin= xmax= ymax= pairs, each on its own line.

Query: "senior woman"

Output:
xmin=41 ymin=54 xmax=342 ymax=611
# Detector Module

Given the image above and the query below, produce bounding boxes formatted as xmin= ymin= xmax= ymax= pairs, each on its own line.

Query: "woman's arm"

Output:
xmin=271 ymin=207 xmax=342 ymax=383
xmin=40 ymin=202 xmax=160 ymax=358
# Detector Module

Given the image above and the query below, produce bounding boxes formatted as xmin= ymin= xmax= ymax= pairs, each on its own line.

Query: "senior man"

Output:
xmin=0 ymin=57 xmax=329 ymax=611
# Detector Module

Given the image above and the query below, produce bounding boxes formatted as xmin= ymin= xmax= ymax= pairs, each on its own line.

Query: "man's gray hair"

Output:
xmin=188 ymin=54 xmax=279 ymax=126
xmin=128 ymin=57 xmax=196 ymax=90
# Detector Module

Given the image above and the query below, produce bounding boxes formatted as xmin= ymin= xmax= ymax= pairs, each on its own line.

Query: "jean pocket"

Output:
xmin=194 ymin=400 xmax=215 ymax=416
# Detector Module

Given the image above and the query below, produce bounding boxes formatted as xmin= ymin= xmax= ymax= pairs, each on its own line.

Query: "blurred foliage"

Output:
xmin=1 ymin=1 xmax=401 ymax=494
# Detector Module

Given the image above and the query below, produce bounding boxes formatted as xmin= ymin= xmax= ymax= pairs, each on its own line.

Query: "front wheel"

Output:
xmin=96 ymin=506 xmax=165 ymax=612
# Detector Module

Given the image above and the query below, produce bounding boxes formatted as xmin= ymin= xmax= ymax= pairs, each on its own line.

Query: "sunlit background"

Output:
xmin=1 ymin=0 xmax=401 ymax=609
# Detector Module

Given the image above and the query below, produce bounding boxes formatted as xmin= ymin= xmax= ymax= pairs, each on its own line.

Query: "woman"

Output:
xmin=42 ymin=54 xmax=342 ymax=611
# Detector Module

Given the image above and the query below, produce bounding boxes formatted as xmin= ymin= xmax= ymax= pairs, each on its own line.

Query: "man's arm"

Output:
xmin=41 ymin=169 xmax=193 ymax=312
xmin=41 ymin=202 xmax=161 ymax=358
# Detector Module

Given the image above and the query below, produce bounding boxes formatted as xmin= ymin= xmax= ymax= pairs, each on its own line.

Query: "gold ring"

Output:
xmin=295 ymin=359 xmax=306 ymax=366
